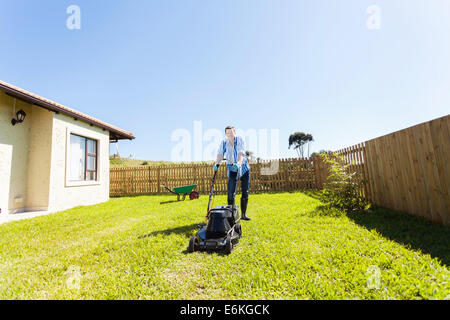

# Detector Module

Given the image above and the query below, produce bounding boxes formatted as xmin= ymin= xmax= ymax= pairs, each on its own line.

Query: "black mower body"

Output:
xmin=190 ymin=205 xmax=242 ymax=253
xmin=206 ymin=205 xmax=239 ymax=238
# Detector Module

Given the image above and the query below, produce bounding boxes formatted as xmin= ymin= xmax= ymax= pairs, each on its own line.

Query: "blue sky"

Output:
xmin=1 ymin=0 xmax=449 ymax=161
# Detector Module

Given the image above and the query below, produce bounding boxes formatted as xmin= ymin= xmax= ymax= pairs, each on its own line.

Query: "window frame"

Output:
xmin=65 ymin=128 xmax=101 ymax=187
xmin=84 ymin=137 xmax=98 ymax=181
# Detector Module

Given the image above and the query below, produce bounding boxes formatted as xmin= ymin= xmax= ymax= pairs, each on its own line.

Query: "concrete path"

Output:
xmin=0 ymin=211 xmax=51 ymax=225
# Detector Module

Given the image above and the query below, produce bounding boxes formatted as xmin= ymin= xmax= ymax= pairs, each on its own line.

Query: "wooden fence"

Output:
xmin=336 ymin=115 xmax=450 ymax=226
xmin=110 ymin=158 xmax=322 ymax=197
xmin=335 ymin=143 xmax=370 ymax=199
xmin=110 ymin=114 xmax=449 ymax=225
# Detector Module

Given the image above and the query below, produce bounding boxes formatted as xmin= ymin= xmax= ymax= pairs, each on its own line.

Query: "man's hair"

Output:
xmin=225 ymin=126 xmax=235 ymax=133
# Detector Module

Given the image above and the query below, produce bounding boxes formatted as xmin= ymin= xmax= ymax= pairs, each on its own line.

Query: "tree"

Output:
xmin=305 ymin=133 xmax=313 ymax=158
xmin=311 ymin=149 xmax=332 ymax=158
xmin=321 ymin=153 xmax=369 ymax=212
xmin=288 ymin=132 xmax=314 ymax=158
xmin=245 ymin=151 xmax=255 ymax=162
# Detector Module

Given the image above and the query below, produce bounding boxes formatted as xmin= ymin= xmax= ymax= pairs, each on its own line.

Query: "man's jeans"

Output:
xmin=227 ymin=170 xmax=250 ymax=205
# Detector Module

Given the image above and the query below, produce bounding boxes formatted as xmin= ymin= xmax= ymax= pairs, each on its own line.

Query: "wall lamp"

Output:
xmin=11 ymin=110 xmax=26 ymax=126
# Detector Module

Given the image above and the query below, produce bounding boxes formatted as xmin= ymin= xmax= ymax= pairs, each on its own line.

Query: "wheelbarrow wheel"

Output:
xmin=189 ymin=191 xmax=199 ymax=200
xmin=188 ymin=236 xmax=198 ymax=253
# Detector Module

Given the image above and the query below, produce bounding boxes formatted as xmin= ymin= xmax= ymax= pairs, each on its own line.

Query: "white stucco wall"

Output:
xmin=47 ymin=113 xmax=110 ymax=213
xmin=25 ymin=104 xmax=53 ymax=210
xmin=0 ymin=91 xmax=33 ymax=214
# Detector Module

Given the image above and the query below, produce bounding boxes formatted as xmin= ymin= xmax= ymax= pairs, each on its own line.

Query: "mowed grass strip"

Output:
xmin=0 ymin=192 xmax=448 ymax=300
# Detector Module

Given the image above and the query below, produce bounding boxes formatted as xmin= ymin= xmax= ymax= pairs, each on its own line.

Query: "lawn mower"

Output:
xmin=188 ymin=164 xmax=242 ymax=254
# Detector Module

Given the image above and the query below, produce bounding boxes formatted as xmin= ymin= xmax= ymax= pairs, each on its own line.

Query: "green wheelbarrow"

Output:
xmin=163 ymin=184 xmax=200 ymax=201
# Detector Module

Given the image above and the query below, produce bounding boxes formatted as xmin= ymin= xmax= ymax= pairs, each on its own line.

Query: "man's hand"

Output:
xmin=231 ymin=163 xmax=240 ymax=172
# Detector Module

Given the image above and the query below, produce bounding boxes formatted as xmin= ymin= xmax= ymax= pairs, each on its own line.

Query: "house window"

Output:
xmin=69 ymin=134 xmax=97 ymax=181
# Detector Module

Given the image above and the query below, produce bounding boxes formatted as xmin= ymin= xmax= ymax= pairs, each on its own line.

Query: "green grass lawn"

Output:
xmin=0 ymin=192 xmax=449 ymax=300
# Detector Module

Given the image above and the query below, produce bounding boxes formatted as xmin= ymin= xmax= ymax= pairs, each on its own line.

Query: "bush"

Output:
xmin=321 ymin=152 xmax=369 ymax=212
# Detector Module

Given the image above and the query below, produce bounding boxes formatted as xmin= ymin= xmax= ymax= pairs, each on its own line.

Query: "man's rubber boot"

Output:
xmin=240 ymin=198 xmax=250 ymax=221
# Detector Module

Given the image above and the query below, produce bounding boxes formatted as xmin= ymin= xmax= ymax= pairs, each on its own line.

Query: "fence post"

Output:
xmin=313 ymin=156 xmax=322 ymax=189
xmin=193 ymin=165 xmax=197 ymax=186
xmin=157 ymin=167 xmax=161 ymax=194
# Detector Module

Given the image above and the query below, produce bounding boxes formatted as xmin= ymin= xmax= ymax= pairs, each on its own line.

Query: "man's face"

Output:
xmin=225 ymin=128 xmax=236 ymax=141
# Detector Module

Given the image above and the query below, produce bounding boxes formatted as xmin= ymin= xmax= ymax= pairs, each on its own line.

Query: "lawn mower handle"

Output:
xmin=206 ymin=164 xmax=220 ymax=217
xmin=231 ymin=167 xmax=239 ymax=216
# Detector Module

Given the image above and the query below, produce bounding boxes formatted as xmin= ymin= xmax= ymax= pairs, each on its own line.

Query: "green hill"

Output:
xmin=109 ymin=156 xmax=214 ymax=168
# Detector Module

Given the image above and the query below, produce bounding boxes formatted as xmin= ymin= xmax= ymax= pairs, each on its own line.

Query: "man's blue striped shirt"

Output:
xmin=217 ymin=136 xmax=250 ymax=178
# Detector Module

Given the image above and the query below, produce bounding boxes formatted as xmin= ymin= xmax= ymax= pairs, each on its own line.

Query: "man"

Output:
xmin=213 ymin=126 xmax=251 ymax=221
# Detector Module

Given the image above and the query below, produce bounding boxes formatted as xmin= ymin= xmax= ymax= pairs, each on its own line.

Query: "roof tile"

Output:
xmin=0 ymin=80 xmax=135 ymax=140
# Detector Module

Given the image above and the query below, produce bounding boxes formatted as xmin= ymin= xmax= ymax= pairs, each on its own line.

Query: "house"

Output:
xmin=0 ymin=80 xmax=134 ymax=216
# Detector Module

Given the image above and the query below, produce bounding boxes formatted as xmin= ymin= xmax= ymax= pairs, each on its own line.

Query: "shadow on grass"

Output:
xmin=139 ymin=223 xmax=200 ymax=239
xmin=140 ymin=224 xmax=232 ymax=256
xmin=301 ymin=190 xmax=450 ymax=266
xmin=181 ymin=247 xmax=231 ymax=256
xmin=159 ymin=200 xmax=181 ymax=205
xmin=160 ymin=199 xmax=200 ymax=205
xmin=347 ymin=206 xmax=450 ymax=267
xmin=301 ymin=190 xmax=347 ymax=217
xmin=301 ymin=190 xmax=325 ymax=202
